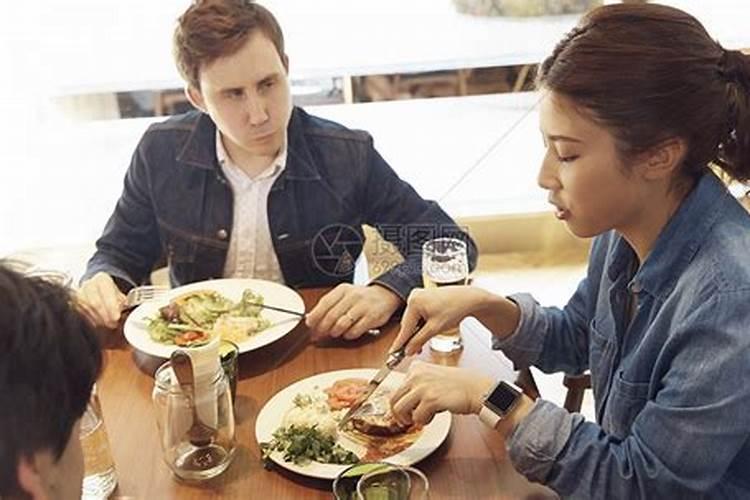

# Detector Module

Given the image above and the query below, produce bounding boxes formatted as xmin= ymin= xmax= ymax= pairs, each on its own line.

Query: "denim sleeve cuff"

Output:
xmin=507 ymin=399 xmax=584 ymax=483
xmin=492 ymin=293 xmax=547 ymax=368
xmin=370 ymin=263 xmax=420 ymax=301
xmin=80 ymin=261 xmax=137 ymax=293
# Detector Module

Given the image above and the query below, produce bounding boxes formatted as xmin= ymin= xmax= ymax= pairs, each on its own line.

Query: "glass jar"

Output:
xmin=152 ymin=361 xmax=236 ymax=481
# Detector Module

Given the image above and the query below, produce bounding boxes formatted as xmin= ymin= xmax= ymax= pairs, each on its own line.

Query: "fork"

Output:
xmin=124 ymin=285 xmax=169 ymax=309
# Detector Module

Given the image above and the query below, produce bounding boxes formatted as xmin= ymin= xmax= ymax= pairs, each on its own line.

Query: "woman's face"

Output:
xmin=537 ymin=90 xmax=649 ymax=239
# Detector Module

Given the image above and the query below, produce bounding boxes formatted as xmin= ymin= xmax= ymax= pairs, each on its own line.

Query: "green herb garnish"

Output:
xmin=260 ymin=425 xmax=360 ymax=467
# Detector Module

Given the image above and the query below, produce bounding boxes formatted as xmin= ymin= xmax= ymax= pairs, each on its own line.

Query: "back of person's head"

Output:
xmin=0 ymin=264 xmax=102 ymax=497
xmin=174 ymin=0 xmax=285 ymax=90
xmin=536 ymin=3 xmax=750 ymax=183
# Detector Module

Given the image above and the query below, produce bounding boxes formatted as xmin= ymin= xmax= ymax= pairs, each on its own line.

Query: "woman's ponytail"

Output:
xmin=716 ymin=49 xmax=750 ymax=182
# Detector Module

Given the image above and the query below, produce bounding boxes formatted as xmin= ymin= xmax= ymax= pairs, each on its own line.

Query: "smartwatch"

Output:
xmin=478 ymin=380 xmax=523 ymax=429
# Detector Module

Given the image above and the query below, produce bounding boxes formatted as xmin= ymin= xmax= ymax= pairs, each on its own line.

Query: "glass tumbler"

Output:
xmin=80 ymin=386 xmax=118 ymax=499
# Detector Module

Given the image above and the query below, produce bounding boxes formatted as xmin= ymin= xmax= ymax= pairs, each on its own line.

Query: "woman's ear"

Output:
xmin=639 ymin=137 xmax=688 ymax=181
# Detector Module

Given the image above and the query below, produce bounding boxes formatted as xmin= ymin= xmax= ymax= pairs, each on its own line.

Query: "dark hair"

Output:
xmin=536 ymin=3 xmax=750 ymax=183
xmin=174 ymin=0 xmax=286 ymax=89
xmin=0 ymin=264 xmax=102 ymax=496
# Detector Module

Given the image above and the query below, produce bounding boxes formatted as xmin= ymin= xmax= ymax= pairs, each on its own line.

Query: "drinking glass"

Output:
xmin=152 ymin=361 xmax=236 ymax=481
xmin=80 ymin=386 xmax=118 ymax=499
xmin=422 ymin=237 xmax=469 ymax=353
xmin=333 ymin=462 xmax=429 ymax=500
xmin=358 ymin=464 xmax=429 ymax=500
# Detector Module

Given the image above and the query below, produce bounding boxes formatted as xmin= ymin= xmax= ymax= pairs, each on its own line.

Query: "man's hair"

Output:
xmin=0 ymin=264 xmax=102 ymax=496
xmin=174 ymin=0 xmax=286 ymax=89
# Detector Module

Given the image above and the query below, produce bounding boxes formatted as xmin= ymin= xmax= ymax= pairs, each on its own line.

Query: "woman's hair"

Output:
xmin=536 ymin=3 xmax=750 ymax=182
xmin=0 ymin=264 xmax=102 ymax=496
xmin=173 ymin=0 xmax=285 ymax=90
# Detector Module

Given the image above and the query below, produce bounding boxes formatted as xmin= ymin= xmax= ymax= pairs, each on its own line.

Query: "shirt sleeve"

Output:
xmin=505 ymin=289 xmax=750 ymax=499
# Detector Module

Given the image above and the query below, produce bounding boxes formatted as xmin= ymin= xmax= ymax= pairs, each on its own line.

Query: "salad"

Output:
xmin=147 ymin=289 xmax=271 ymax=347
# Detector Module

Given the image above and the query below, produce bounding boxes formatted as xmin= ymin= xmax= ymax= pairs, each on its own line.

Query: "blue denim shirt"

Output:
xmin=496 ymin=172 xmax=750 ymax=499
xmin=83 ymin=107 xmax=476 ymax=297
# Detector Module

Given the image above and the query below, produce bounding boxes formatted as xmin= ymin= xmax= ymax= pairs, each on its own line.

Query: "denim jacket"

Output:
xmin=496 ymin=172 xmax=750 ymax=499
xmin=83 ymin=108 xmax=476 ymax=297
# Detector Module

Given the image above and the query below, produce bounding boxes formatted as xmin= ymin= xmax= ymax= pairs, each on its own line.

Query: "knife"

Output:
xmin=337 ymin=321 xmax=424 ymax=429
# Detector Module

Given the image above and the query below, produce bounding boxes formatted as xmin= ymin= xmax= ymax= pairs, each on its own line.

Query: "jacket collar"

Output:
xmin=175 ymin=107 xmax=321 ymax=182
xmin=607 ymin=171 xmax=727 ymax=300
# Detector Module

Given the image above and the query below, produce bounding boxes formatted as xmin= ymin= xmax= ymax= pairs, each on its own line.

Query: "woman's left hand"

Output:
xmin=390 ymin=361 xmax=495 ymax=426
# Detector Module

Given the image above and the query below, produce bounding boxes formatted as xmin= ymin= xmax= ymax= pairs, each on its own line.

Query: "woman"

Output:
xmin=389 ymin=4 xmax=750 ymax=498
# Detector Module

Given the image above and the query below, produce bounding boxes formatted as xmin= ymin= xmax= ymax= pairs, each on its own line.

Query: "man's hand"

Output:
xmin=76 ymin=272 xmax=126 ymax=329
xmin=389 ymin=361 xmax=495 ymax=426
xmin=306 ymin=283 xmax=402 ymax=341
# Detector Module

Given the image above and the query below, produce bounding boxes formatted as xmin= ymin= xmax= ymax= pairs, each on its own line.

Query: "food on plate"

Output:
xmin=260 ymin=425 xmax=359 ymax=466
xmin=324 ymin=378 xmax=371 ymax=410
xmin=146 ymin=288 xmax=271 ymax=347
xmin=261 ymin=390 xmax=359 ymax=466
xmin=261 ymin=378 xmax=424 ymax=469
xmin=350 ymin=411 xmax=411 ymax=437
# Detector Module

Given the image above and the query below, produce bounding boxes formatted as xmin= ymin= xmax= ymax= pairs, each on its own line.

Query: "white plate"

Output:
xmin=123 ymin=278 xmax=304 ymax=358
xmin=255 ymin=368 xmax=451 ymax=480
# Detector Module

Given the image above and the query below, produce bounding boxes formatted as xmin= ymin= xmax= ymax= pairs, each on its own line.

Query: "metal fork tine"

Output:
xmin=125 ymin=285 xmax=169 ymax=308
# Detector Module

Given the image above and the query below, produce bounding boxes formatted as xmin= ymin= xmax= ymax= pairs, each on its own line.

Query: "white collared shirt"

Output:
xmin=217 ymin=131 xmax=286 ymax=282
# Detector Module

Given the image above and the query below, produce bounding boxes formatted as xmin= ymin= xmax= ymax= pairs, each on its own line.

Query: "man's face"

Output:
xmin=189 ymin=32 xmax=292 ymax=161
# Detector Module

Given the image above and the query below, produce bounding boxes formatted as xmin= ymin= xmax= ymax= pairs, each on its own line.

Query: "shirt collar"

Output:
xmin=607 ymin=171 xmax=728 ymax=299
xmin=215 ymin=130 xmax=287 ymax=181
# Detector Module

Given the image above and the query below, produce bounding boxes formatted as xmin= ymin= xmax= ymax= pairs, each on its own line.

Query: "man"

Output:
xmin=78 ymin=0 xmax=476 ymax=339
xmin=0 ymin=264 xmax=102 ymax=499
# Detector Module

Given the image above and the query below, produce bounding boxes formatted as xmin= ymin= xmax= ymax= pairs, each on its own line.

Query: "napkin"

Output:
xmin=168 ymin=336 xmax=222 ymax=439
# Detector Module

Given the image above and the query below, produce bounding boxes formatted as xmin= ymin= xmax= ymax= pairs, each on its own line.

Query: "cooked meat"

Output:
xmin=159 ymin=303 xmax=181 ymax=322
xmin=351 ymin=412 xmax=410 ymax=437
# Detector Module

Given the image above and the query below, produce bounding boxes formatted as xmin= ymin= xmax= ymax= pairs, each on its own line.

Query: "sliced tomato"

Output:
xmin=174 ymin=331 xmax=209 ymax=347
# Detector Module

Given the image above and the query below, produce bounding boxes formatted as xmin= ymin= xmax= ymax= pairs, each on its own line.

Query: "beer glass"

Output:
xmin=422 ymin=237 xmax=469 ymax=353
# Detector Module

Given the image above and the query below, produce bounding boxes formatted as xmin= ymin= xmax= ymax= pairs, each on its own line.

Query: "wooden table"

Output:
xmin=98 ymin=287 xmax=555 ymax=499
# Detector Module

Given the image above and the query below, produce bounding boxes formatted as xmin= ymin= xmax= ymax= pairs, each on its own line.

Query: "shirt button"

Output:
xmin=217 ymin=229 xmax=228 ymax=240
xmin=630 ymin=281 xmax=642 ymax=293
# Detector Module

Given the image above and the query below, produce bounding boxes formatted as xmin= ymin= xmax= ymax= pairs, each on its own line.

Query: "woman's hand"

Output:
xmin=388 ymin=286 xmax=488 ymax=356
xmin=389 ymin=361 xmax=495 ymax=426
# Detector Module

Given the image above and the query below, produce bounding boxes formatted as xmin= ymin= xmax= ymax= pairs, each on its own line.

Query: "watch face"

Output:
xmin=486 ymin=381 xmax=521 ymax=414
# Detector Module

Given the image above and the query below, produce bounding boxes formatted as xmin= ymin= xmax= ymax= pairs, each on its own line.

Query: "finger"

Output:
xmin=404 ymin=319 xmax=445 ymax=356
xmin=315 ymin=291 xmax=359 ymax=337
xmin=342 ymin=314 xmax=375 ymax=340
xmin=328 ymin=311 xmax=358 ymax=339
xmin=389 ymin=380 xmax=413 ymax=410
xmin=305 ymin=285 xmax=347 ymax=330
xmin=412 ymin=399 xmax=439 ymax=426
xmin=95 ymin=285 xmax=122 ymax=328
xmin=75 ymin=300 xmax=104 ymax=328
xmin=390 ymin=386 xmax=422 ymax=426
xmin=389 ymin=301 xmax=422 ymax=353
xmin=77 ymin=290 xmax=112 ymax=329
xmin=99 ymin=284 xmax=125 ymax=324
